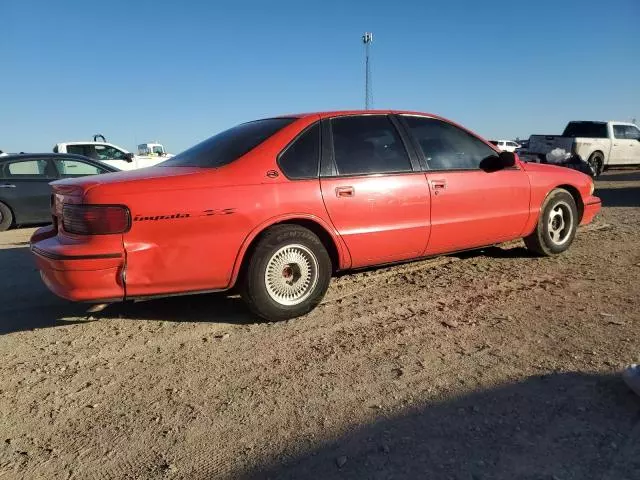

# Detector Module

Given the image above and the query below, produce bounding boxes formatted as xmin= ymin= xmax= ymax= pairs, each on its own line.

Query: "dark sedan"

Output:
xmin=0 ymin=153 xmax=118 ymax=231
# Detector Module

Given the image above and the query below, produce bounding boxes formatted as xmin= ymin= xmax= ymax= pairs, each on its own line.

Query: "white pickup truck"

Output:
xmin=53 ymin=138 xmax=173 ymax=171
xmin=528 ymin=121 xmax=640 ymax=176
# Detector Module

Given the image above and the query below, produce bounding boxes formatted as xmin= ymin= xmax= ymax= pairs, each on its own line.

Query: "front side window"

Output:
xmin=278 ymin=122 xmax=320 ymax=179
xmin=403 ymin=116 xmax=498 ymax=170
xmin=95 ymin=145 xmax=126 ymax=160
xmin=152 ymin=146 xmax=164 ymax=155
xmin=613 ymin=125 xmax=627 ymax=139
xmin=160 ymin=118 xmax=296 ymax=168
xmin=54 ymin=159 xmax=105 ymax=176
xmin=625 ymin=126 xmax=640 ymax=140
xmin=330 ymin=115 xmax=412 ymax=176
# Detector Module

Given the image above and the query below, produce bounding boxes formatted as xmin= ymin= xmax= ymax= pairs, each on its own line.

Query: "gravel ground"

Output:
xmin=0 ymin=169 xmax=639 ymax=480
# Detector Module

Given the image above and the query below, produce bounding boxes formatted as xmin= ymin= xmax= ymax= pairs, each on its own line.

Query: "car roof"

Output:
xmin=284 ymin=110 xmax=446 ymax=120
xmin=0 ymin=153 xmax=120 ymax=171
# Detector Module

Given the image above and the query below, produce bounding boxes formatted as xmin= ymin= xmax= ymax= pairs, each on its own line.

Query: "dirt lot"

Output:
xmin=1 ymin=170 xmax=639 ymax=480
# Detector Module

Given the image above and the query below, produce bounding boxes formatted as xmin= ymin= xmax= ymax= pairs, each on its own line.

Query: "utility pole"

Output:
xmin=362 ymin=32 xmax=373 ymax=110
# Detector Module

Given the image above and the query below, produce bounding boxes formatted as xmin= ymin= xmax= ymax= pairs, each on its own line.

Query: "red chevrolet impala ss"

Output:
xmin=31 ymin=111 xmax=601 ymax=320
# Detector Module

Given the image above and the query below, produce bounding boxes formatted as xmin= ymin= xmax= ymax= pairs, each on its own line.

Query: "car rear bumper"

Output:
xmin=580 ymin=195 xmax=601 ymax=225
xmin=30 ymin=227 xmax=125 ymax=302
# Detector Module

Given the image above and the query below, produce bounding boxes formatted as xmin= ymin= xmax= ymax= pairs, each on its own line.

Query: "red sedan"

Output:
xmin=31 ymin=111 xmax=601 ymax=320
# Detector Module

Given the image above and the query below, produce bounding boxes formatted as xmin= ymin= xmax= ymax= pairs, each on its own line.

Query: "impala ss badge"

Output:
xmin=133 ymin=209 xmax=235 ymax=222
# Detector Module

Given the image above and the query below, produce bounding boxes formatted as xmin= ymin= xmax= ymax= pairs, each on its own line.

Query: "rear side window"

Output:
xmin=160 ymin=118 xmax=296 ymax=168
xmin=330 ymin=115 xmax=412 ymax=176
xmin=278 ymin=122 xmax=320 ymax=179
xmin=66 ymin=145 xmax=86 ymax=156
xmin=403 ymin=116 xmax=498 ymax=170
xmin=562 ymin=122 xmax=608 ymax=138
xmin=1 ymin=159 xmax=54 ymax=179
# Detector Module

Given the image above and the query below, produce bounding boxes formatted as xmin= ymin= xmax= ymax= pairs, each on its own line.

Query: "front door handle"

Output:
xmin=335 ymin=186 xmax=355 ymax=197
xmin=431 ymin=180 xmax=447 ymax=189
xmin=0 ymin=184 xmax=16 ymax=188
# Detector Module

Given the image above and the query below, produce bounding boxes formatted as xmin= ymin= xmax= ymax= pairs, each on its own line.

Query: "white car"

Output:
xmin=53 ymin=140 xmax=172 ymax=171
xmin=489 ymin=140 xmax=521 ymax=152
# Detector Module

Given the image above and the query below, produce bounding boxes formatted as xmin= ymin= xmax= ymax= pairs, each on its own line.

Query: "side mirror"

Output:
xmin=124 ymin=153 xmax=134 ymax=163
xmin=499 ymin=151 xmax=516 ymax=168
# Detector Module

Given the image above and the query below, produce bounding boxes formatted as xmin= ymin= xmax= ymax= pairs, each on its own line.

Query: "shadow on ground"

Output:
xmin=597 ymin=170 xmax=640 ymax=183
xmin=596 ymin=186 xmax=640 ymax=208
xmin=0 ymin=245 xmax=256 ymax=335
xmin=246 ymin=372 xmax=640 ymax=480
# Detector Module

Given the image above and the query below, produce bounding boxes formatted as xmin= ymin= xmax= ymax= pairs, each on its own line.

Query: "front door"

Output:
xmin=320 ymin=115 xmax=430 ymax=268
xmin=623 ymin=125 xmax=640 ymax=164
xmin=400 ymin=115 xmax=530 ymax=255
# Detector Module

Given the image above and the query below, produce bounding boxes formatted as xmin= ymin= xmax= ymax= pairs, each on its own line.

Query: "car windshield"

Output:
xmin=159 ymin=118 xmax=296 ymax=168
xmin=562 ymin=122 xmax=608 ymax=138
xmin=152 ymin=146 xmax=164 ymax=154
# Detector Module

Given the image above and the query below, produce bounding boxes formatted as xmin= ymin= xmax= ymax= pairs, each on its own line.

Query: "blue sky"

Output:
xmin=2 ymin=0 xmax=639 ymax=153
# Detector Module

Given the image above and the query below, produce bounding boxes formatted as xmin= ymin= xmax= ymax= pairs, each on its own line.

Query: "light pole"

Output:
xmin=362 ymin=32 xmax=373 ymax=110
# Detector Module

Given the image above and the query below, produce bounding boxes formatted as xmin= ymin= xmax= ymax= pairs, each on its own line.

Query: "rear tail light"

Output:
xmin=62 ymin=204 xmax=131 ymax=235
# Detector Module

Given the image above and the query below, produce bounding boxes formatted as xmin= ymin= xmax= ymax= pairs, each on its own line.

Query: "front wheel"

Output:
xmin=524 ymin=189 xmax=578 ymax=256
xmin=240 ymin=225 xmax=332 ymax=321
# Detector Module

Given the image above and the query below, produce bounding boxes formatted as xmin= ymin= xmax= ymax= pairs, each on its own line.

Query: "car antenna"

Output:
xmin=93 ymin=134 xmax=106 ymax=142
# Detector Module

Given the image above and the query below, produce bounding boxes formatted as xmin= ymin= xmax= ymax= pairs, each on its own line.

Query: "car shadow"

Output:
xmin=598 ymin=170 xmax=640 ymax=182
xmin=243 ymin=372 xmax=640 ymax=480
xmin=96 ymin=293 xmax=257 ymax=325
xmin=0 ymin=244 xmax=258 ymax=335
xmin=596 ymin=186 xmax=640 ymax=208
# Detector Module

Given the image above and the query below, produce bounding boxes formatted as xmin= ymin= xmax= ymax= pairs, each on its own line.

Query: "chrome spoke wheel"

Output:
xmin=547 ymin=201 xmax=573 ymax=246
xmin=264 ymin=244 xmax=319 ymax=306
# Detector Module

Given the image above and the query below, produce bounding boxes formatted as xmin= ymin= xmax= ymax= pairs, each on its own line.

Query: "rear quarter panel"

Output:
xmin=573 ymin=137 xmax=612 ymax=164
xmin=83 ymin=115 xmax=348 ymax=298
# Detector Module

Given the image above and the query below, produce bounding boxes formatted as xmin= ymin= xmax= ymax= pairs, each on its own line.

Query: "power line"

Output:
xmin=362 ymin=32 xmax=373 ymax=110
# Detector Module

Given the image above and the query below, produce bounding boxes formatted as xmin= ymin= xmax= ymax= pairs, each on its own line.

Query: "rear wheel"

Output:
xmin=0 ymin=202 xmax=13 ymax=232
xmin=587 ymin=152 xmax=604 ymax=177
xmin=524 ymin=189 xmax=578 ymax=256
xmin=240 ymin=225 xmax=332 ymax=321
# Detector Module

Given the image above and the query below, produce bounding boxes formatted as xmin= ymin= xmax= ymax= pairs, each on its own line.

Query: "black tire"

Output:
xmin=524 ymin=189 xmax=578 ymax=256
xmin=0 ymin=202 xmax=13 ymax=232
xmin=240 ymin=225 xmax=332 ymax=321
xmin=587 ymin=152 xmax=604 ymax=177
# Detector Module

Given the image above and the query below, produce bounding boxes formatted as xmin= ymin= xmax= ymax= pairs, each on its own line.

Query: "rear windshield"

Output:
xmin=562 ymin=122 xmax=608 ymax=138
xmin=160 ymin=118 xmax=296 ymax=168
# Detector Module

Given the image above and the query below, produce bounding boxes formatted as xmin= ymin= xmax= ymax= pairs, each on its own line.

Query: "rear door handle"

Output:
xmin=336 ymin=186 xmax=355 ymax=197
xmin=0 ymin=184 xmax=16 ymax=188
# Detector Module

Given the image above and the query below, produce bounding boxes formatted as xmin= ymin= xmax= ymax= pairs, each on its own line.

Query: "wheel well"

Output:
xmin=0 ymin=200 xmax=15 ymax=227
xmin=589 ymin=150 xmax=604 ymax=162
xmin=556 ymin=184 xmax=584 ymax=221
xmin=238 ymin=219 xmax=340 ymax=281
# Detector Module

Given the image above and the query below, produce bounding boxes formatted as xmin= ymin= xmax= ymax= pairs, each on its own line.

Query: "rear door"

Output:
xmin=611 ymin=125 xmax=630 ymax=164
xmin=399 ymin=115 xmax=530 ymax=255
xmin=0 ymin=158 xmax=58 ymax=224
xmin=320 ymin=115 xmax=430 ymax=268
